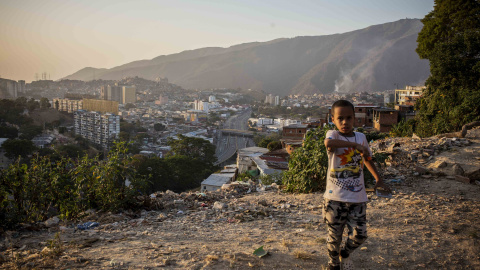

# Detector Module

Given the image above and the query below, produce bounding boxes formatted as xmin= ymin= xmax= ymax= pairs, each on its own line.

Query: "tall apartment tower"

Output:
xmin=274 ymin=96 xmax=280 ymax=106
xmin=122 ymin=86 xmax=136 ymax=104
xmin=107 ymin=85 xmax=123 ymax=103
xmin=265 ymin=94 xmax=276 ymax=105
xmin=53 ymin=98 xmax=83 ymax=113
xmin=104 ymin=84 xmax=136 ymax=104
xmin=73 ymin=110 xmax=120 ymax=149
xmin=18 ymin=80 xmax=26 ymax=93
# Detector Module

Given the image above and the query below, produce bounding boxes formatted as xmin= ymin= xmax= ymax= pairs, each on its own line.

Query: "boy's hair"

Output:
xmin=331 ymin=100 xmax=355 ymax=114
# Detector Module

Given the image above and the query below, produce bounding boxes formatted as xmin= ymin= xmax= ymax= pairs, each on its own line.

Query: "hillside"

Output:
xmin=2 ymin=129 xmax=480 ymax=269
xmin=63 ymin=19 xmax=430 ymax=96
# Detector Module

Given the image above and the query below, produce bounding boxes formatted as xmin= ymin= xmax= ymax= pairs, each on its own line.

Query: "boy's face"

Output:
xmin=332 ymin=106 xmax=355 ymax=136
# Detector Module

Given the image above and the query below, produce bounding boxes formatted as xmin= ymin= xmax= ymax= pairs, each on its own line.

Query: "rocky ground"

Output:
xmin=1 ymin=129 xmax=480 ymax=270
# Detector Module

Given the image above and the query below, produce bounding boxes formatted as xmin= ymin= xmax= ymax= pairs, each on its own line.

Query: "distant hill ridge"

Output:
xmin=64 ymin=19 xmax=429 ymax=96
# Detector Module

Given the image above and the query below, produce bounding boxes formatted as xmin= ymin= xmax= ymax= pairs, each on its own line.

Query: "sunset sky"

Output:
xmin=0 ymin=0 xmax=434 ymax=82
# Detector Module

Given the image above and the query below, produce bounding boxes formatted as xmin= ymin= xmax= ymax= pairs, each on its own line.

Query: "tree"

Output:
xmin=19 ymin=125 xmax=43 ymax=140
xmin=267 ymin=141 xmax=282 ymax=151
xmin=415 ymin=0 xmax=480 ymax=137
xmin=57 ymin=144 xmax=86 ymax=159
xmin=40 ymin=97 xmax=51 ymax=109
xmin=26 ymin=98 xmax=39 ymax=112
xmin=0 ymin=126 xmax=18 ymax=139
xmin=1 ymin=139 xmax=37 ymax=159
xmin=153 ymin=123 xmax=166 ymax=131
xmin=167 ymin=135 xmax=217 ymax=166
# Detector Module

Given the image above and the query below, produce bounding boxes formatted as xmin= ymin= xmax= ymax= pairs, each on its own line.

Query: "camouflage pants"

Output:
xmin=323 ymin=199 xmax=368 ymax=267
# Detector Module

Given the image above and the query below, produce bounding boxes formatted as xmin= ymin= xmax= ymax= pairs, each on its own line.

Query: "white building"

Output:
xmin=274 ymin=95 xmax=280 ymax=106
xmin=201 ymin=173 xmax=235 ymax=191
xmin=236 ymin=147 xmax=269 ymax=173
xmin=74 ymin=110 xmax=120 ymax=149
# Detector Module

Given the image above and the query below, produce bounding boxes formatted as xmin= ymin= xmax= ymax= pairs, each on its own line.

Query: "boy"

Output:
xmin=323 ymin=100 xmax=390 ymax=270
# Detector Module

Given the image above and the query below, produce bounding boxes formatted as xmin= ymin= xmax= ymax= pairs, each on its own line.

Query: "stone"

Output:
xmin=455 ymin=175 xmax=473 ymax=184
xmin=412 ymin=133 xmax=421 ymax=140
xmin=41 ymin=247 xmax=52 ymax=256
xmin=415 ymin=166 xmax=428 ymax=175
xmin=174 ymin=199 xmax=184 ymax=205
xmin=466 ymin=168 xmax=480 ymax=180
xmin=44 ymin=216 xmax=60 ymax=227
xmin=452 ymin=164 xmax=464 ymax=176
xmin=213 ymin=201 xmax=227 ymax=210
xmin=59 ymin=226 xmax=74 ymax=233
xmin=433 ymin=161 xmax=447 ymax=168
xmin=258 ymin=200 xmax=268 ymax=206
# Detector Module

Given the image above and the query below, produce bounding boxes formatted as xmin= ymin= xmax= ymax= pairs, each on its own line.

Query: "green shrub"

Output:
xmin=259 ymin=172 xmax=283 ymax=185
xmin=282 ymin=125 xmax=331 ymax=193
xmin=390 ymin=119 xmax=416 ymax=137
xmin=0 ymin=141 xmax=148 ymax=228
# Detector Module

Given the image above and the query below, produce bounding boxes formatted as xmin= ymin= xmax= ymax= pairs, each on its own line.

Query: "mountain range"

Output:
xmin=63 ymin=19 xmax=430 ymax=96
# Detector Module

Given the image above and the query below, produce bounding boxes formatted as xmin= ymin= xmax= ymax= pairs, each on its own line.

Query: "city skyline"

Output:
xmin=1 ymin=0 xmax=434 ymax=82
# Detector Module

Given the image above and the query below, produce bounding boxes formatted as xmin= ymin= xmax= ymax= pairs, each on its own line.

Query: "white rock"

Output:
xmin=213 ymin=201 xmax=227 ymax=210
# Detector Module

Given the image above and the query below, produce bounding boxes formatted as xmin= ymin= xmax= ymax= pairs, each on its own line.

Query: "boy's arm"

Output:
xmin=324 ymin=139 xmax=371 ymax=157
xmin=364 ymin=159 xmax=391 ymax=192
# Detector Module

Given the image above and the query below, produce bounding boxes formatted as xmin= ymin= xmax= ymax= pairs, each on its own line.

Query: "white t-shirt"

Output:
xmin=323 ymin=130 xmax=371 ymax=203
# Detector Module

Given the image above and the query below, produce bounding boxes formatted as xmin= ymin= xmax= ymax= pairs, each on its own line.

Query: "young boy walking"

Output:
xmin=323 ymin=100 xmax=390 ymax=270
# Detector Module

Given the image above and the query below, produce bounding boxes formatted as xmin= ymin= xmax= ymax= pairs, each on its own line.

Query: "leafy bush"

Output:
xmin=282 ymin=125 xmax=331 ymax=193
xmin=390 ymin=119 xmax=416 ymax=137
xmin=0 ymin=141 xmax=148 ymax=228
xmin=259 ymin=172 xmax=283 ymax=185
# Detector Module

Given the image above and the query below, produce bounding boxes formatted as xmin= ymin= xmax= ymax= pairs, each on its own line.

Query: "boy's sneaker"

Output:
xmin=340 ymin=256 xmax=354 ymax=270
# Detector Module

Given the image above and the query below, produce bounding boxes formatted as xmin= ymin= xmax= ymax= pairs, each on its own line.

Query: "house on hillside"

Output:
xmin=373 ymin=108 xmax=399 ymax=133
xmin=236 ymin=147 xmax=270 ymax=173
xmin=200 ymin=172 xmax=235 ymax=192
xmin=32 ymin=134 xmax=55 ymax=149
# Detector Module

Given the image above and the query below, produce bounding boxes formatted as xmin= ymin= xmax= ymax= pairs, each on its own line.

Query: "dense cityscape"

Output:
xmin=0 ymin=75 xmax=423 ymax=178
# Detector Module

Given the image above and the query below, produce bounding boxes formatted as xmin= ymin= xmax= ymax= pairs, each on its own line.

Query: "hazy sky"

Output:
xmin=0 ymin=0 xmax=434 ymax=82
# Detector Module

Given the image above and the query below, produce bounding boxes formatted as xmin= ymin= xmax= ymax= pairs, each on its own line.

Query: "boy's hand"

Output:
xmin=374 ymin=181 xmax=391 ymax=193
xmin=355 ymin=144 xmax=371 ymax=158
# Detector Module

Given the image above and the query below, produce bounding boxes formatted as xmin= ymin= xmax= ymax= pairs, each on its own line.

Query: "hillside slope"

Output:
xmin=64 ymin=19 xmax=429 ymax=96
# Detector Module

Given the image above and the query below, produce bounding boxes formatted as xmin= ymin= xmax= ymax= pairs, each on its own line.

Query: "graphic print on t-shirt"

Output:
xmin=329 ymin=147 xmax=364 ymax=192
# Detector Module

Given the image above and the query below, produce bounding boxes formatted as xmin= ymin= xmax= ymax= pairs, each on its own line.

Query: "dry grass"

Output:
xmin=264 ymin=237 xmax=276 ymax=243
xmin=240 ymin=236 xmax=252 ymax=242
xmin=281 ymin=238 xmax=292 ymax=250
xmin=204 ymin=254 xmax=219 ymax=262
xmin=315 ymin=237 xmax=327 ymax=244
xmin=293 ymin=249 xmax=313 ymax=260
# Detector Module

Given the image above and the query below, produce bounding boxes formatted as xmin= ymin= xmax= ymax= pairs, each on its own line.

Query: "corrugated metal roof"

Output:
xmin=201 ymin=173 xmax=234 ymax=187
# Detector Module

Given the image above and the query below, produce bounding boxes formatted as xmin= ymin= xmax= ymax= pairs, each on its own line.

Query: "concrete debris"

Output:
xmin=213 ymin=202 xmax=227 ymax=210
xmin=455 ymin=175 xmax=473 ymax=184
xmin=452 ymin=164 xmax=464 ymax=176
xmin=44 ymin=216 xmax=60 ymax=227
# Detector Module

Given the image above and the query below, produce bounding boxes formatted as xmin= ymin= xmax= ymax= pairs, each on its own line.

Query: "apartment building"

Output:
xmin=102 ymin=84 xmax=136 ymax=104
xmin=395 ymin=85 xmax=425 ymax=106
xmin=53 ymin=98 xmax=83 ymax=113
xmin=74 ymin=110 xmax=120 ymax=149
xmin=122 ymin=86 xmax=136 ymax=104
xmin=0 ymin=78 xmax=18 ymax=98
xmin=83 ymin=99 xmax=119 ymax=114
